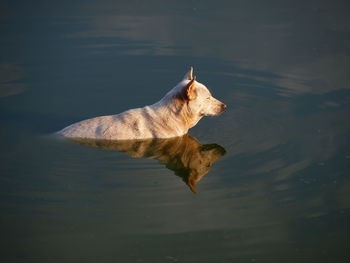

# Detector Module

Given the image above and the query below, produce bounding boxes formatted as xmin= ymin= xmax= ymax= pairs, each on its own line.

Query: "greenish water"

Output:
xmin=1 ymin=1 xmax=350 ymax=262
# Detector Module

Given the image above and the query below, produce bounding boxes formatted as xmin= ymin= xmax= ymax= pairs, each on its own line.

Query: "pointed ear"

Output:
xmin=185 ymin=77 xmax=197 ymax=100
xmin=183 ymin=67 xmax=194 ymax=80
xmin=187 ymin=178 xmax=197 ymax=193
xmin=185 ymin=175 xmax=197 ymax=193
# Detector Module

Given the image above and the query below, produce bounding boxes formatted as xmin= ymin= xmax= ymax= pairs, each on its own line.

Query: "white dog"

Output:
xmin=57 ymin=68 xmax=226 ymax=140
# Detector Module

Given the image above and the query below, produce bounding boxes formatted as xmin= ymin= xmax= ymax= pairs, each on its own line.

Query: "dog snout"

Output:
xmin=221 ymin=103 xmax=227 ymax=111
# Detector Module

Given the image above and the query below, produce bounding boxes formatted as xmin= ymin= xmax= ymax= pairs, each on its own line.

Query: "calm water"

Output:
xmin=1 ymin=1 xmax=350 ymax=262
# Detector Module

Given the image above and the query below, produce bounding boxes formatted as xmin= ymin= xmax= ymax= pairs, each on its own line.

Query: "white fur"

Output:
xmin=57 ymin=68 xmax=226 ymax=140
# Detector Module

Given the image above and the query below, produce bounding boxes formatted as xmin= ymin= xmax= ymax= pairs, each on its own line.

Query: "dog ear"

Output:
xmin=183 ymin=67 xmax=194 ymax=80
xmin=187 ymin=177 xmax=197 ymax=193
xmin=185 ymin=77 xmax=197 ymax=100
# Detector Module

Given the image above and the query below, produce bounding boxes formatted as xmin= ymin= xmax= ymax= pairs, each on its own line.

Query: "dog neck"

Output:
xmin=150 ymin=95 xmax=202 ymax=136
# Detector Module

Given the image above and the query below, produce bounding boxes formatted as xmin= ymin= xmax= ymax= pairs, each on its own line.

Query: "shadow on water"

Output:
xmin=68 ymin=134 xmax=226 ymax=193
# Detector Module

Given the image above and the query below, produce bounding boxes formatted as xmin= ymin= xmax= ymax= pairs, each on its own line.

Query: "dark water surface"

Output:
xmin=1 ymin=1 xmax=350 ymax=262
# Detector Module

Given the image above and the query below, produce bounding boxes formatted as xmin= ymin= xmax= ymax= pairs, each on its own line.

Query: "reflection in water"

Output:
xmin=70 ymin=134 xmax=226 ymax=192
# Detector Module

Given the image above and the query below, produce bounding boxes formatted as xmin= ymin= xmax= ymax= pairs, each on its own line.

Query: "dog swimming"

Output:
xmin=57 ymin=67 xmax=226 ymax=140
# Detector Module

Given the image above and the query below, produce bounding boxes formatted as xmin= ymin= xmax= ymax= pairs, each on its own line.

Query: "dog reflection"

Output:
xmin=70 ymin=134 xmax=226 ymax=192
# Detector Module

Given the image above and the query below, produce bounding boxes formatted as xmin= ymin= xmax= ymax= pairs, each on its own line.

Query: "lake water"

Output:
xmin=1 ymin=1 xmax=350 ymax=262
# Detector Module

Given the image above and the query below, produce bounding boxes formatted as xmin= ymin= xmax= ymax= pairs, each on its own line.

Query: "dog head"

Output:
xmin=170 ymin=68 xmax=227 ymax=127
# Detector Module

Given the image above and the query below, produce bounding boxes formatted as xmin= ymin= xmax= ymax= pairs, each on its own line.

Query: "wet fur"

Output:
xmin=57 ymin=68 xmax=226 ymax=140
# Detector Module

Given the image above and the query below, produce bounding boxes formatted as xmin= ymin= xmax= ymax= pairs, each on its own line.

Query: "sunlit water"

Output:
xmin=1 ymin=1 xmax=350 ymax=262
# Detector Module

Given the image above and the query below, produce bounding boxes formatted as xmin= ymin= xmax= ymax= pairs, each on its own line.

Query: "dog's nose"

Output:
xmin=221 ymin=103 xmax=227 ymax=111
